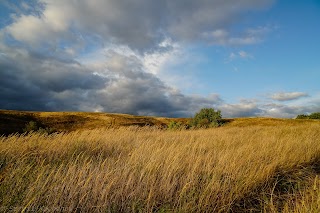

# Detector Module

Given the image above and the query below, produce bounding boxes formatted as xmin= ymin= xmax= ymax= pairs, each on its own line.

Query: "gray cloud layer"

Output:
xmin=2 ymin=0 xmax=317 ymax=118
xmin=4 ymin=0 xmax=273 ymax=51
xmin=0 ymin=43 xmax=317 ymax=118
xmin=0 ymin=0 xmax=275 ymax=117
xmin=0 ymin=44 xmax=222 ymax=117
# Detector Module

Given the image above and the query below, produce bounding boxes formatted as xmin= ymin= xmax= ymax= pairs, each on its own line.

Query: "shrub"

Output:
xmin=168 ymin=121 xmax=186 ymax=130
xmin=37 ymin=127 xmax=56 ymax=135
xmin=296 ymin=112 xmax=320 ymax=120
xmin=296 ymin=114 xmax=309 ymax=119
xmin=23 ymin=121 xmax=56 ymax=134
xmin=309 ymin=112 xmax=320 ymax=119
xmin=23 ymin=121 xmax=38 ymax=132
xmin=191 ymin=108 xmax=222 ymax=128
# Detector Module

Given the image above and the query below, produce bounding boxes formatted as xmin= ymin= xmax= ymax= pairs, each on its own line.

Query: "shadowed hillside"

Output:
xmin=0 ymin=110 xmax=189 ymax=135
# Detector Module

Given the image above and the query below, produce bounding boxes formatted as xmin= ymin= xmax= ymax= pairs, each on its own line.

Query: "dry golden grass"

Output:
xmin=0 ymin=109 xmax=189 ymax=135
xmin=1 ymin=120 xmax=320 ymax=212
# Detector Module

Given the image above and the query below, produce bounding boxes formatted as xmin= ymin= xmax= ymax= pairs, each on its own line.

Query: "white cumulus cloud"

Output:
xmin=271 ymin=92 xmax=309 ymax=101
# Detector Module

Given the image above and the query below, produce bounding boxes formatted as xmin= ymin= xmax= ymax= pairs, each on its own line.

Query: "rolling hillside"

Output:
xmin=1 ymin=109 xmax=319 ymax=135
xmin=1 ymin=110 xmax=320 ymax=212
xmin=0 ymin=110 xmax=189 ymax=135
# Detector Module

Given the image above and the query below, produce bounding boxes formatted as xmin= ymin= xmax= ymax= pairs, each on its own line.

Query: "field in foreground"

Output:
xmin=1 ymin=120 xmax=320 ymax=212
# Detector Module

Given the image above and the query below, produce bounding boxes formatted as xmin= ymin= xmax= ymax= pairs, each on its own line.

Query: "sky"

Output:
xmin=0 ymin=0 xmax=319 ymax=118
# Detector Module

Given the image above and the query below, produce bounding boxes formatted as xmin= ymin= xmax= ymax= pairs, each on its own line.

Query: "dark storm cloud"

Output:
xmin=0 ymin=45 xmax=108 ymax=111
xmin=82 ymin=52 xmax=223 ymax=117
xmin=0 ymin=46 xmax=222 ymax=116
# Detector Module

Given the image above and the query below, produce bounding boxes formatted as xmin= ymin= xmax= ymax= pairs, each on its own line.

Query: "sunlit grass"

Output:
xmin=1 ymin=121 xmax=320 ymax=212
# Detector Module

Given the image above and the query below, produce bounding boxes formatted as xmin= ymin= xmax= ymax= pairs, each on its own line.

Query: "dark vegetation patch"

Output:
xmin=0 ymin=111 xmax=38 ymax=135
xmin=38 ymin=114 xmax=88 ymax=131
xmin=296 ymin=112 xmax=320 ymax=120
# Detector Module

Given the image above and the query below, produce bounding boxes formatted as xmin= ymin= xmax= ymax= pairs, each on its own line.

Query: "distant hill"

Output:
xmin=1 ymin=109 xmax=319 ymax=135
xmin=0 ymin=110 xmax=188 ymax=135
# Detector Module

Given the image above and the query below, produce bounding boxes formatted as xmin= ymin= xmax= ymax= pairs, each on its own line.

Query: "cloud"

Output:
xmin=82 ymin=51 xmax=223 ymax=117
xmin=3 ymin=0 xmax=274 ymax=51
xmin=202 ymin=25 xmax=273 ymax=46
xmin=6 ymin=0 xmax=306 ymax=119
xmin=270 ymin=92 xmax=309 ymax=101
xmin=259 ymin=101 xmax=320 ymax=118
xmin=0 ymin=44 xmax=108 ymax=111
xmin=260 ymin=103 xmax=304 ymax=118
xmin=217 ymin=97 xmax=320 ymax=118
xmin=219 ymin=100 xmax=262 ymax=117
xmin=0 ymin=44 xmax=222 ymax=117
xmin=229 ymin=50 xmax=253 ymax=61
xmin=166 ymin=1 xmax=273 ymax=42
xmin=0 ymin=42 xmax=318 ymax=118
xmin=238 ymin=51 xmax=251 ymax=58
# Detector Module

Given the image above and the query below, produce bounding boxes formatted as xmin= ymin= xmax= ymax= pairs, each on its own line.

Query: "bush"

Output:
xmin=23 ymin=121 xmax=38 ymax=132
xmin=296 ymin=114 xmax=309 ymax=119
xmin=190 ymin=108 xmax=222 ymax=128
xmin=296 ymin=112 xmax=320 ymax=120
xmin=37 ymin=127 xmax=56 ymax=135
xmin=309 ymin=112 xmax=320 ymax=119
xmin=23 ymin=121 xmax=55 ymax=134
xmin=167 ymin=121 xmax=187 ymax=130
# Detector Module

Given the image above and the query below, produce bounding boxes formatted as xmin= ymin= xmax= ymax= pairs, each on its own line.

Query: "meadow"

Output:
xmin=1 ymin=117 xmax=320 ymax=212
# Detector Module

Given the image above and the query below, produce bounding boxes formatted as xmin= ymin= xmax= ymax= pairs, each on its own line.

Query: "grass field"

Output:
xmin=1 ymin=112 xmax=320 ymax=212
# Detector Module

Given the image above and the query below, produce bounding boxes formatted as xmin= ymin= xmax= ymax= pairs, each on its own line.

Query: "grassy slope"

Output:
xmin=225 ymin=117 xmax=320 ymax=127
xmin=0 ymin=110 xmax=189 ymax=135
xmin=1 ymin=109 xmax=318 ymax=135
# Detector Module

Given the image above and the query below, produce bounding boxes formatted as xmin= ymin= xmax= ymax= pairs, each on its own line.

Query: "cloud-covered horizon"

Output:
xmin=1 ymin=0 xmax=319 ymax=118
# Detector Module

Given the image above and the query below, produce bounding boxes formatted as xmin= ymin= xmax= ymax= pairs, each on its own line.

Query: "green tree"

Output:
xmin=191 ymin=108 xmax=222 ymax=128
xmin=309 ymin=112 xmax=320 ymax=119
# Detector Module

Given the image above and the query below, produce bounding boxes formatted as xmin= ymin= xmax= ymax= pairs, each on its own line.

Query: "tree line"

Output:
xmin=296 ymin=112 xmax=320 ymax=119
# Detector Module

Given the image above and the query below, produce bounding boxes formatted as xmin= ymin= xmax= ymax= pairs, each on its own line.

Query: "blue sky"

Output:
xmin=0 ymin=0 xmax=319 ymax=118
